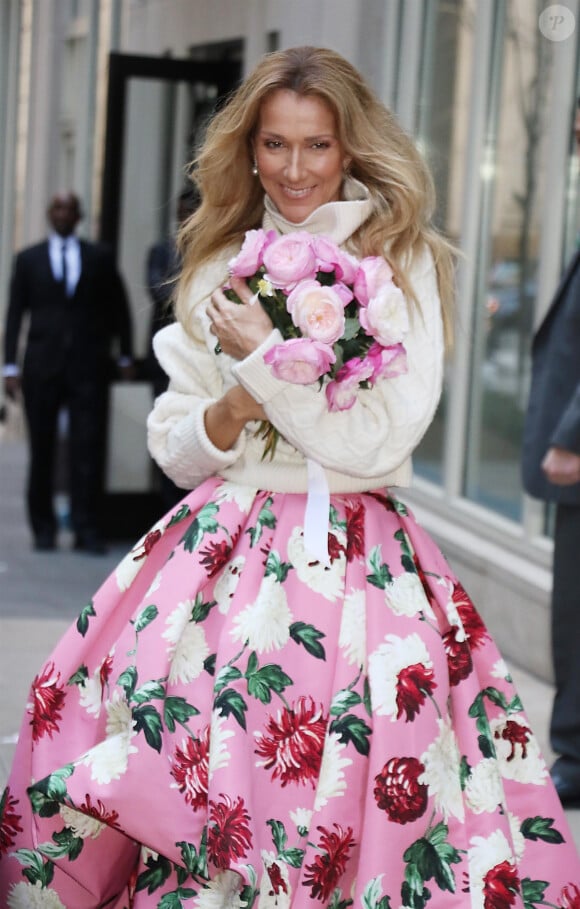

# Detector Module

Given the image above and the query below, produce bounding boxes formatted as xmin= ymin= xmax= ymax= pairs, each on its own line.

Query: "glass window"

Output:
xmin=462 ymin=0 xmax=554 ymax=521
xmin=413 ymin=0 xmax=472 ymax=484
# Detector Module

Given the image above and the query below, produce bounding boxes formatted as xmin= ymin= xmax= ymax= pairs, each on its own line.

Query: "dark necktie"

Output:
xmin=61 ymin=241 xmax=69 ymax=296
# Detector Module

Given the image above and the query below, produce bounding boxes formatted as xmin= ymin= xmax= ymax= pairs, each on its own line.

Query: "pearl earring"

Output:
xmin=251 ymin=162 xmax=259 ymax=176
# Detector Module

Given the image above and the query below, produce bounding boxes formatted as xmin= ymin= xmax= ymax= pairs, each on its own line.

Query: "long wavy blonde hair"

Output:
xmin=176 ymin=45 xmax=456 ymax=344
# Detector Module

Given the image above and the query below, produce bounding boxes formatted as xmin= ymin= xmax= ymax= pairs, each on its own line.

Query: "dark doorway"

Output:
xmin=98 ymin=52 xmax=241 ymax=538
xmin=100 ymin=51 xmax=240 ymax=253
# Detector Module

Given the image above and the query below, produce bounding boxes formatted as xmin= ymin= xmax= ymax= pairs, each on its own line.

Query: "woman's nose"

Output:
xmin=284 ymin=148 xmax=304 ymax=181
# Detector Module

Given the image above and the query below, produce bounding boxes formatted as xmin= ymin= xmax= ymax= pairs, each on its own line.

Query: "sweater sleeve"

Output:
xmin=146 ymin=323 xmax=246 ymax=490
xmin=232 ymin=245 xmax=444 ymax=478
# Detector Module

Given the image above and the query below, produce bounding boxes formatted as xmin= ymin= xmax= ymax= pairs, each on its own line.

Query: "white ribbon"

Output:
xmin=304 ymin=458 xmax=330 ymax=567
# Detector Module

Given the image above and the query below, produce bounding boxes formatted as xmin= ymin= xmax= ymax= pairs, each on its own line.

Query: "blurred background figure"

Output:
xmin=145 ymin=185 xmax=200 ymax=510
xmin=3 ymin=191 xmax=134 ymax=554
xmin=522 ymin=100 xmax=580 ymax=806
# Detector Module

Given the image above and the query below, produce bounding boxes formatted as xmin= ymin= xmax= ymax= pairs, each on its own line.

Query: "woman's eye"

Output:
xmin=312 ymin=142 xmax=330 ymax=150
xmin=265 ymin=140 xmax=283 ymax=149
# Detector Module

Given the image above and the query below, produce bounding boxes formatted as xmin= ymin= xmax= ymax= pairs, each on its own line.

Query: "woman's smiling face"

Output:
xmin=254 ymin=89 xmax=349 ymax=223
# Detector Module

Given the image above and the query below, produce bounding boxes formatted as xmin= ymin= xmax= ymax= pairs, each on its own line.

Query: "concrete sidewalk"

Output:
xmin=1 ymin=433 xmax=580 ymax=849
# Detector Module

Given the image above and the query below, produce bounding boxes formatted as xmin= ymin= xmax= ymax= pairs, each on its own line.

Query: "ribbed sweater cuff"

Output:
xmin=177 ymin=401 xmax=245 ymax=477
xmin=232 ymin=329 xmax=290 ymax=403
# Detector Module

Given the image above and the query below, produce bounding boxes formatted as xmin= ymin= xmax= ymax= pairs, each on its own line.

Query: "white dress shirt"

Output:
xmin=48 ymin=232 xmax=81 ymax=297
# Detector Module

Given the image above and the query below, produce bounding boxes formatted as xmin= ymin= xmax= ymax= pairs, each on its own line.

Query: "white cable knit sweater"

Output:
xmin=147 ymin=180 xmax=444 ymax=494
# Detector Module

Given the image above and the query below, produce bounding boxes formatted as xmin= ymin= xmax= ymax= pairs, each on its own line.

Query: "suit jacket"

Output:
xmin=145 ymin=237 xmax=180 ymax=389
xmin=522 ymin=249 xmax=580 ymax=504
xmin=4 ymin=239 xmax=133 ymax=383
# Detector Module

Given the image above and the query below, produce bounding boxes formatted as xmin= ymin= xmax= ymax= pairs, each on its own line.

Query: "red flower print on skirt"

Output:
xmin=483 ymin=860 xmax=520 ymax=909
xmin=561 ymin=883 xmax=580 ymax=909
xmin=170 ymin=727 xmax=210 ymax=810
xmin=345 ymin=501 xmax=365 ymax=562
xmin=255 ymin=696 xmax=328 ymax=787
xmin=453 ymin=581 xmax=489 ymax=648
xmin=199 ymin=526 xmax=242 ymax=578
xmin=396 ymin=662 xmax=436 ymax=721
xmin=77 ymin=793 xmax=120 ymax=829
xmin=27 ymin=660 xmax=66 ymax=742
xmin=494 ymin=719 xmax=531 ymax=761
xmin=207 ymin=794 xmax=253 ymax=870
xmin=303 ymin=824 xmax=355 ymax=902
xmin=374 ymin=756 xmax=428 ymax=824
xmin=0 ymin=787 xmax=23 ymax=857
xmin=443 ymin=629 xmax=473 ymax=687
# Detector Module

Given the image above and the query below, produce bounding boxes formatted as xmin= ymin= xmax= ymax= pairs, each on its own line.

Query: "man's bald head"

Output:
xmin=47 ymin=192 xmax=82 ymax=237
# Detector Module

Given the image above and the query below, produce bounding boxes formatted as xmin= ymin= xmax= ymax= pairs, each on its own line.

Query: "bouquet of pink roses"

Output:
xmin=225 ymin=228 xmax=409 ymax=455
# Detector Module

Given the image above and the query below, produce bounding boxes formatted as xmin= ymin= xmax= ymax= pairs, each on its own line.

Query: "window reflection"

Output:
xmin=414 ymin=0 xmax=469 ymax=484
xmin=463 ymin=0 xmax=553 ymax=520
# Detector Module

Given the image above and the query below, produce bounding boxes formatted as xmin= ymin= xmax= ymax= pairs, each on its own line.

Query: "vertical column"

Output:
xmin=243 ymin=0 xmax=269 ymax=77
xmin=0 ymin=0 xmax=22 ymax=328
xmin=443 ymin=1 xmax=496 ymax=499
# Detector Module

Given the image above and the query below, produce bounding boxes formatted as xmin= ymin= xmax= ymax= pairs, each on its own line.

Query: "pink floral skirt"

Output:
xmin=1 ymin=479 xmax=580 ymax=909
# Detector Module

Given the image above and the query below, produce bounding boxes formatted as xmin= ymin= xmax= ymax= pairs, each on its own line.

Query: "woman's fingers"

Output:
xmin=230 ymin=275 xmax=254 ymax=304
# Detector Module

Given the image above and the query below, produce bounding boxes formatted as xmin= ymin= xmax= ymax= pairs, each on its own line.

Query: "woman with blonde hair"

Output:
xmin=2 ymin=45 xmax=579 ymax=909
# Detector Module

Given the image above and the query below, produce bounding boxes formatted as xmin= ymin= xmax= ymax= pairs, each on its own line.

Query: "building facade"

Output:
xmin=1 ymin=0 xmax=579 ymax=677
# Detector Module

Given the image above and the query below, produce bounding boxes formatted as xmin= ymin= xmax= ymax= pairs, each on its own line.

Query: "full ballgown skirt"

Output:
xmin=1 ymin=479 xmax=580 ymax=908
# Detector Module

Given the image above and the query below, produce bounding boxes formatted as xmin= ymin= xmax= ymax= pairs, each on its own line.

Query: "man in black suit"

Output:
xmin=3 ymin=191 xmax=134 ymax=553
xmin=522 ymin=101 xmax=580 ymax=805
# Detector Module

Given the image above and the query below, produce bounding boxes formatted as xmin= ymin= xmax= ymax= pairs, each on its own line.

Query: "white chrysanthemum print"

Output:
xmin=468 ymin=829 xmax=515 ymax=903
xmin=215 ymin=482 xmax=257 ymax=514
xmin=491 ymin=658 xmax=510 ymax=680
xmin=507 ymin=811 xmax=526 ymax=862
xmin=209 ymin=711 xmax=235 ymax=780
xmin=314 ymin=731 xmax=353 ymax=810
xmin=145 ymin=571 xmax=163 ymax=598
xmin=436 ymin=576 xmax=466 ymax=639
xmin=368 ymin=632 xmax=432 ymax=719
xmin=194 ymin=870 xmax=245 ymax=909
xmin=78 ymin=674 xmax=103 ymax=717
xmin=114 ymin=518 xmax=165 ymax=591
xmin=385 ymin=572 xmax=435 ymax=619
xmin=214 ymin=556 xmax=245 ymax=615
xmin=339 ymin=588 xmax=366 ymax=667
xmin=290 ymin=806 xmax=313 ymax=835
xmin=163 ymin=600 xmax=210 ymax=684
xmin=465 ymin=758 xmax=503 ymax=813
xmin=59 ymin=804 xmax=105 ymax=840
xmin=490 ymin=714 xmax=548 ymax=785
xmin=79 ymin=733 xmax=138 ymax=785
xmin=287 ymin=526 xmax=345 ymax=602
xmin=419 ymin=716 xmax=465 ymax=821
xmin=7 ymin=881 xmax=66 ymax=909
xmin=231 ymin=575 xmax=292 ymax=652
xmin=105 ymin=690 xmax=135 ymax=737
xmin=79 ymin=691 xmax=138 ymax=784
xmin=258 ymin=851 xmax=292 ymax=909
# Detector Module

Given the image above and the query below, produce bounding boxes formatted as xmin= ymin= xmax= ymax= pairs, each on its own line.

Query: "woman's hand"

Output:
xmin=207 ymin=276 xmax=273 ymax=359
xmin=204 ymin=384 xmax=267 ymax=451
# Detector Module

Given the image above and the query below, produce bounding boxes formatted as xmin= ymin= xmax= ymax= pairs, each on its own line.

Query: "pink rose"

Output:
xmin=311 ymin=236 xmax=343 ymax=274
xmin=367 ymin=342 xmax=408 ymax=380
xmin=228 ymin=229 xmax=275 ymax=277
xmin=264 ymin=338 xmax=336 ymax=384
xmin=353 ymin=256 xmax=395 ymax=306
xmin=358 ymin=283 xmax=408 ymax=346
xmin=337 ymin=356 xmax=375 ymax=384
xmin=325 ymin=357 xmax=374 ymax=412
xmin=336 ymin=251 xmax=360 ymax=285
xmin=263 ymin=233 xmax=317 ymax=289
xmin=287 ymin=279 xmax=346 ymax=345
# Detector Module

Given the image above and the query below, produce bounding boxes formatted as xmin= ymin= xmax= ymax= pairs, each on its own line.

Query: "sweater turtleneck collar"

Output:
xmin=262 ymin=177 xmax=375 ymax=246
